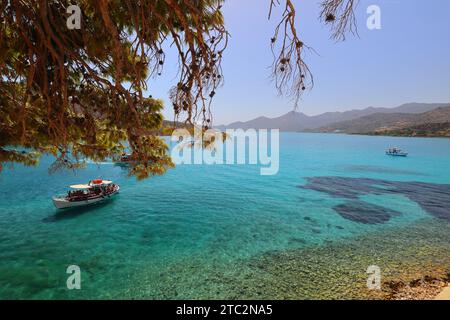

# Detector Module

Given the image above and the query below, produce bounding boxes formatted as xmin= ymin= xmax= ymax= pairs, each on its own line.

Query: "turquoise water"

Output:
xmin=0 ymin=133 xmax=449 ymax=299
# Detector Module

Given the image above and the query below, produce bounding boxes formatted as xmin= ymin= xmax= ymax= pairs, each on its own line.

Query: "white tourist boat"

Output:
xmin=52 ymin=179 xmax=120 ymax=209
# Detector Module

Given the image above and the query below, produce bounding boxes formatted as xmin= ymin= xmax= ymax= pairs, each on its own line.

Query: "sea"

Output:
xmin=0 ymin=133 xmax=449 ymax=299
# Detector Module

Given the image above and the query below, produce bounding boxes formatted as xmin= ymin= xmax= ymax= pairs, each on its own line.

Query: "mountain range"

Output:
xmin=215 ymin=103 xmax=450 ymax=132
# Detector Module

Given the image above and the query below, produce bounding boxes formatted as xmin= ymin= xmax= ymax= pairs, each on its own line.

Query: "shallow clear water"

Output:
xmin=0 ymin=133 xmax=449 ymax=299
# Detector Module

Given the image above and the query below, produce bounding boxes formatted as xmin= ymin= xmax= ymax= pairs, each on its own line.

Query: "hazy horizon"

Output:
xmin=216 ymin=101 xmax=450 ymax=126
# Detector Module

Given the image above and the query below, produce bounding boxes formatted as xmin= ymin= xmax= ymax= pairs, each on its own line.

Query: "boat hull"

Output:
xmin=114 ymin=162 xmax=132 ymax=167
xmin=386 ymin=152 xmax=408 ymax=157
xmin=53 ymin=187 xmax=120 ymax=209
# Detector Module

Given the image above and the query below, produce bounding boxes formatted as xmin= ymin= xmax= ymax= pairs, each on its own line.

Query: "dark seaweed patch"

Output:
xmin=300 ymin=177 xmax=450 ymax=221
xmin=334 ymin=201 xmax=401 ymax=225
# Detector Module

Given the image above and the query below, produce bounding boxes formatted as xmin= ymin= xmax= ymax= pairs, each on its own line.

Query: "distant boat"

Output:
xmin=52 ymin=179 xmax=120 ymax=209
xmin=114 ymin=153 xmax=135 ymax=167
xmin=386 ymin=147 xmax=408 ymax=157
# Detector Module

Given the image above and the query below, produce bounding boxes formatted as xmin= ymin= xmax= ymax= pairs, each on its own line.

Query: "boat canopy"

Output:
xmin=69 ymin=180 xmax=113 ymax=189
xmin=70 ymin=184 xmax=91 ymax=189
xmin=90 ymin=180 xmax=113 ymax=185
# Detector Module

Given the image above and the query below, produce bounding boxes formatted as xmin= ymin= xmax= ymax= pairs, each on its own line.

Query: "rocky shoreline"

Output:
xmin=383 ymin=274 xmax=450 ymax=300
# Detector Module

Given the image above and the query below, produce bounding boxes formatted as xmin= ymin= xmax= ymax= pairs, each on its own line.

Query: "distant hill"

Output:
xmin=215 ymin=103 xmax=450 ymax=131
xmin=316 ymin=106 xmax=450 ymax=137
xmin=154 ymin=120 xmax=190 ymax=135
xmin=372 ymin=122 xmax=450 ymax=138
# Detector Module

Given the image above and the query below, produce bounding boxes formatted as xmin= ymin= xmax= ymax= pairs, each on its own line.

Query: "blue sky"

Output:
xmin=148 ymin=0 xmax=450 ymax=125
